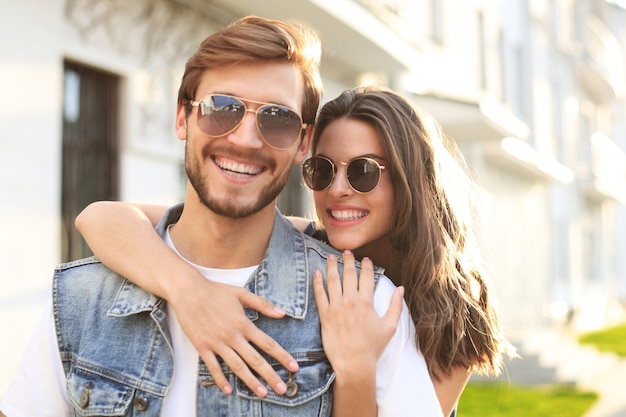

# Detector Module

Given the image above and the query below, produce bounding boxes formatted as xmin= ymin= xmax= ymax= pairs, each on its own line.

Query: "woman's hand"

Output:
xmin=313 ymin=250 xmax=404 ymax=416
xmin=167 ymin=276 xmax=300 ymax=397
xmin=314 ymin=250 xmax=404 ymax=367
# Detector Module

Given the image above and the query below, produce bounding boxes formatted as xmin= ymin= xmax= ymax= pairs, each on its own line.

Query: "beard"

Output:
xmin=185 ymin=141 xmax=291 ymax=219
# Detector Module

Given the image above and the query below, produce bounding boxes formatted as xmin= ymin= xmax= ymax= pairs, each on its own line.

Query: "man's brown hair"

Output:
xmin=178 ymin=15 xmax=322 ymax=126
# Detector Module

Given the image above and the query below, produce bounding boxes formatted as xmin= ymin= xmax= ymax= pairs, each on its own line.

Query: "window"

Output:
xmin=61 ymin=61 xmax=120 ymax=262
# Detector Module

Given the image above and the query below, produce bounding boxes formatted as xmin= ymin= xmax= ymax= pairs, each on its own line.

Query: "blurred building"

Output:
xmin=1 ymin=0 xmax=625 ymax=395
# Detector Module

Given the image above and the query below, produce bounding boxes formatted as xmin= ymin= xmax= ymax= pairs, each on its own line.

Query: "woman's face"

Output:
xmin=313 ymin=118 xmax=395 ymax=260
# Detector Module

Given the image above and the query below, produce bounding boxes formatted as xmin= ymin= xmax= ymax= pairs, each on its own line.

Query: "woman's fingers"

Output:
xmin=240 ymin=290 xmax=287 ymax=319
xmin=313 ymin=269 xmax=329 ymax=314
xmin=174 ymin=282 xmax=298 ymax=397
xmin=382 ymin=286 xmax=405 ymax=337
xmin=325 ymin=254 xmax=342 ymax=303
xmin=199 ymin=329 xmax=282 ymax=397
xmin=314 ymin=251 xmax=404 ymax=368
xmin=340 ymin=251 xmax=358 ymax=297
xmin=199 ymin=349 xmax=232 ymax=395
xmin=238 ymin=291 xmax=299 ymax=372
xmin=357 ymin=257 xmax=376 ymax=298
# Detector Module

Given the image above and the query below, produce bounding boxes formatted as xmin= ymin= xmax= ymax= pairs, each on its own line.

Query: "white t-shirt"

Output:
xmin=0 ymin=229 xmax=443 ymax=417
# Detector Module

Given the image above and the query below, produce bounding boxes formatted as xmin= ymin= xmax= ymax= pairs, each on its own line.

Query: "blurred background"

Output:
xmin=1 ymin=0 xmax=625 ymax=412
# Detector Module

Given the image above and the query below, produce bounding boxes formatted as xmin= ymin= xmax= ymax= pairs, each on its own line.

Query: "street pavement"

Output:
xmin=470 ymin=329 xmax=626 ymax=417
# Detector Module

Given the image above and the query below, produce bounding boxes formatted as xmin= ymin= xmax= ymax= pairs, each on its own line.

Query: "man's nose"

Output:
xmin=226 ymin=109 xmax=265 ymax=149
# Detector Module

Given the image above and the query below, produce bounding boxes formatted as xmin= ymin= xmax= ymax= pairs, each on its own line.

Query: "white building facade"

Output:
xmin=1 ymin=0 xmax=625 ymax=395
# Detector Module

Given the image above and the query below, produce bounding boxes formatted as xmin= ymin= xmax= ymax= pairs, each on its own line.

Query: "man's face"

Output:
xmin=177 ymin=62 xmax=310 ymax=219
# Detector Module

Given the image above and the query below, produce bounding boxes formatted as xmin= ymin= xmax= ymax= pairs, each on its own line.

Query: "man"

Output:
xmin=0 ymin=16 xmax=441 ymax=416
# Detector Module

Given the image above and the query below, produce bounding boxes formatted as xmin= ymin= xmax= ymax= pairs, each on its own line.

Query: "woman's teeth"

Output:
xmin=330 ymin=209 xmax=367 ymax=221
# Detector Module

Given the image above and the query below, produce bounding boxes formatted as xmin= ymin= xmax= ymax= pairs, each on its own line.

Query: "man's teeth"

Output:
xmin=215 ymin=158 xmax=262 ymax=177
xmin=330 ymin=210 xmax=367 ymax=221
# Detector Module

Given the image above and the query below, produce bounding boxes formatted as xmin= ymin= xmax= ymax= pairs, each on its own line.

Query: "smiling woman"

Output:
xmin=303 ymin=86 xmax=516 ymax=416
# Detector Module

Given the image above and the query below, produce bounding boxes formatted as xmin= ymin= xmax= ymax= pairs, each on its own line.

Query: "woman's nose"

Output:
xmin=327 ymin=165 xmax=353 ymax=197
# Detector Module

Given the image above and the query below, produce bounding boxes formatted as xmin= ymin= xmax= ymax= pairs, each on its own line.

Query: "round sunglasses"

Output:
xmin=302 ymin=156 xmax=386 ymax=194
xmin=189 ymin=94 xmax=307 ymax=149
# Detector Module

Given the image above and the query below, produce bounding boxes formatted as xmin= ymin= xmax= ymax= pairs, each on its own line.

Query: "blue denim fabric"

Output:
xmin=54 ymin=204 xmax=382 ymax=416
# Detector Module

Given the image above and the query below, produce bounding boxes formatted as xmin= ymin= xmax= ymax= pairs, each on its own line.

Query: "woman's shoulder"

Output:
xmin=286 ymin=216 xmax=329 ymax=243
xmin=305 ymin=222 xmax=329 ymax=243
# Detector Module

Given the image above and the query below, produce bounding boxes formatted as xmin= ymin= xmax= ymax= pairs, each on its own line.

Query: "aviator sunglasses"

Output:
xmin=302 ymin=156 xmax=386 ymax=194
xmin=189 ymin=94 xmax=307 ymax=149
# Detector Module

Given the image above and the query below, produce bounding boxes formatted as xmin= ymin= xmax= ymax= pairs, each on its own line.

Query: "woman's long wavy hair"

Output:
xmin=312 ymin=86 xmax=516 ymax=378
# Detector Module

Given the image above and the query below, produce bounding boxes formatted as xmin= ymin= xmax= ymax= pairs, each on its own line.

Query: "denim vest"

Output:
xmin=54 ymin=204 xmax=382 ymax=416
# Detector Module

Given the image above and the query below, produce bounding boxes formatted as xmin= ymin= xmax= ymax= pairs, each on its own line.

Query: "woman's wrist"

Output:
xmin=159 ymin=262 xmax=209 ymax=304
xmin=331 ymin=359 xmax=376 ymax=387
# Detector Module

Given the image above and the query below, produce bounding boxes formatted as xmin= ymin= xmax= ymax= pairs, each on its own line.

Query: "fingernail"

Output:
xmin=289 ymin=360 xmax=299 ymax=371
xmin=273 ymin=306 xmax=285 ymax=315
xmin=328 ymin=254 xmax=336 ymax=261
xmin=344 ymin=250 xmax=352 ymax=255
xmin=276 ymin=381 xmax=287 ymax=394
xmin=223 ymin=384 xmax=233 ymax=395
xmin=257 ymin=385 xmax=268 ymax=397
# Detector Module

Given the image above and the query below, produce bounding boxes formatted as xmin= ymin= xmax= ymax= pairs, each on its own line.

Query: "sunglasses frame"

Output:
xmin=302 ymin=156 xmax=386 ymax=194
xmin=189 ymin=94 xmax=308 ymax=150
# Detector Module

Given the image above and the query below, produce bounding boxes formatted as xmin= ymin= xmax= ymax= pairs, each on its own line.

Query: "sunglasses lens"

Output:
xmin=196 ymin=95 xmax=244 ymax=136
xmin=302 ymin=158 xmax=334 ymax=191
xmin=347 ymin=158 xmax=381 ymax=193
xmin=257 ymin=106 xmax=303 ymax=149
xmin=195 ymin=95 xmax=303 ymax=149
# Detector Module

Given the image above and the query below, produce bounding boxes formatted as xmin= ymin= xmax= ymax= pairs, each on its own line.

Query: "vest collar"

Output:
xmin=107 ymin=204 xmax=310 ymax=319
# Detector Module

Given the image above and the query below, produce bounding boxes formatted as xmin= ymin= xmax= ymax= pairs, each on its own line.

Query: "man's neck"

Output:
xmin=168 ymin=201 xmax=275 ymax=269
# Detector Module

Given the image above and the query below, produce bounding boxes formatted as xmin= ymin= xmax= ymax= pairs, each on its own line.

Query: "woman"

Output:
xmin=76 ymin=86 xmax=515 ymax=416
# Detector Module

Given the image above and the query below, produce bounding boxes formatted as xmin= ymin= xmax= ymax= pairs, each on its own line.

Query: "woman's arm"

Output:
xmin=313 ymin=250 xmax=468 ymax=416
xmin=75 ymin=201 xmax=299 ymax=397
xmin=433 ymin=367 xmax=471 ymax=417
xmin=314 ymin=251 xmax=405 ymax=417
xmin=285 ymin=216 xmax=312 ymax=232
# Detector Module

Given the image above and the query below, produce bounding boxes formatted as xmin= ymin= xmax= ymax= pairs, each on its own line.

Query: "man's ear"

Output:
xmin=175 ymin=104 xmax=188 ymax=141
xmin=294 ymin=126 xmax=314 ymax=164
